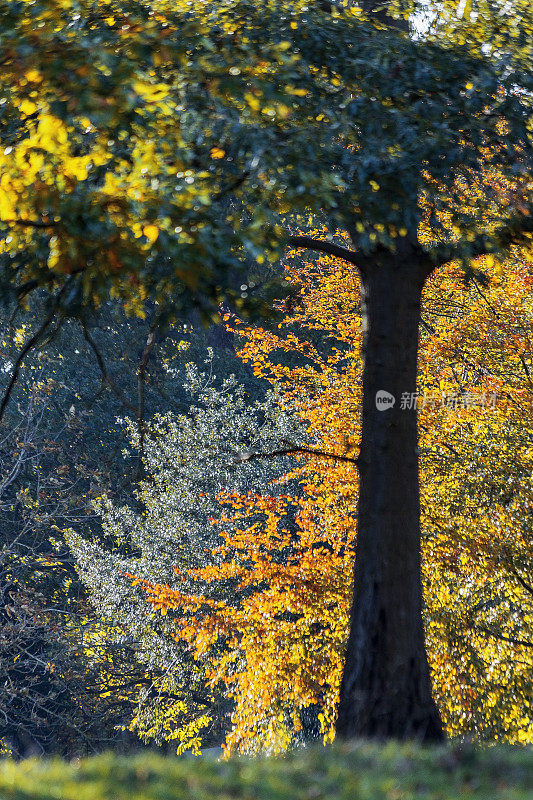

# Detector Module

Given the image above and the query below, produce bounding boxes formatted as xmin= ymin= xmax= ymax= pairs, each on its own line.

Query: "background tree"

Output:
xmin=420 ymin=253 xmax=532 ymax=743
xmin=0 ymin=298 xmax=261 ymax=756
xmin=0 ymin=379 xmax=110 ymax=757
xmin=67 ymin=358 xmax=303 ymax=753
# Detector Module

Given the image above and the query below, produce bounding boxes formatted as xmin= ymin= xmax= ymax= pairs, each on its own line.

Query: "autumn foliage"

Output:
xmin=129 ymin=233 xmax=532 ymax=752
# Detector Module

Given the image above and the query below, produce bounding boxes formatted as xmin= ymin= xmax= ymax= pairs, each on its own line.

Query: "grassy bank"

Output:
xmin=0 ymin=742 xmax=531 ymax=800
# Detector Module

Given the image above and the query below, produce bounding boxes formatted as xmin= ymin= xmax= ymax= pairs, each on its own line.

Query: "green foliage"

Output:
xmin=67 ymin=355 xmax=303 ymax=751
xmin=0 ymin=0 xmax=531 ymax=324
xmin=0 ymin=743 xmax=531 ymax=800
xmin=0 ymin=298 xmax=262 ymax=755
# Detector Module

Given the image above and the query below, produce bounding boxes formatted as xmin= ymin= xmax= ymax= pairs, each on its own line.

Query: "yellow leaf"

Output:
xmin=287 ymin=87 xmax=307 ymax=97
xmin=244 ymin=92 xmax=261 ymax=111
xmin=20 ymin=99 xmax=37 ymax=116
xmin=134 ymin=82 xmax=169 ymax=102
xmin=143 ymin=224 xmax=159 ymax=243
xmin=26 ymin=69 xmax=42 ymax=83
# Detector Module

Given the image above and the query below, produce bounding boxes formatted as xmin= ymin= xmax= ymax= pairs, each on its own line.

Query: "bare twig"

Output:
xmin=80 ymin=322 xmax=137 ymax=415
xmin=509 ymin=565 xmax=533 ymax=597
xmin=137 ymin=327 xmax=157 ymax=464
xmin=474 ymin=626 xmax=532 ymax=649
xmin=12 ymin=218 xmax=58 ymax=230
xmin=0 ymin=299 xmax=62 ymax=425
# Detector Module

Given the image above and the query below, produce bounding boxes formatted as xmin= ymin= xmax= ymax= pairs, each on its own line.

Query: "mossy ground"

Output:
xmin=0 ymin=742 xmax=531 ymax=800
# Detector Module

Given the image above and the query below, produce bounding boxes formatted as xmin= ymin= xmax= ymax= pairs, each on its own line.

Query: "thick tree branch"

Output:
xmin=232 ymin=445 xmax=359 ymax=466
xmin=287 ymin=235 xmax=362 ymax=266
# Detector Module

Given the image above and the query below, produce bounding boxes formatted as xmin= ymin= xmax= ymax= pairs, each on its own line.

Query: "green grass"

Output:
xmin=0 ymin=742 xmax=531 ymax=800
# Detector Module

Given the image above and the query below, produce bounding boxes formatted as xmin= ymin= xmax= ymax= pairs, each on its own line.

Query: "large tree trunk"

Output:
xmin=336 ymin=250 xmax=444 ymax=741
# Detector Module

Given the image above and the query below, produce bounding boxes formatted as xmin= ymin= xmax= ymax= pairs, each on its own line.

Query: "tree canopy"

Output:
xmin=1 ymin=0 xmax=531 ymax=325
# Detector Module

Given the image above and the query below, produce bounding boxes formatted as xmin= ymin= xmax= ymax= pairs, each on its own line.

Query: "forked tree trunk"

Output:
xmin=336 ymin=250 xmax=444 ymax=741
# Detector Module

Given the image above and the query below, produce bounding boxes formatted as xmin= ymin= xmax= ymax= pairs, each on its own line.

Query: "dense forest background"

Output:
xmin=0 ymin=298 xmax=259 ymax=756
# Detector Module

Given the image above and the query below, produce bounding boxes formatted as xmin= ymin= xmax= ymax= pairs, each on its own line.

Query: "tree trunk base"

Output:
xmin=337 ymin=657 xmax=444 ymax=742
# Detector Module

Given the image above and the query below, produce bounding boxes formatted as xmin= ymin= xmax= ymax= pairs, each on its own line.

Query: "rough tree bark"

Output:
xmin=335 ymin=244 xmax=444 ymax=741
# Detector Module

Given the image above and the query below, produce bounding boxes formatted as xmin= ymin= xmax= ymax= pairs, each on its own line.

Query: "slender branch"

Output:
xmin=12 ymin=218 xmax=58 ymax=229
xmin=232 ymin=445 xmax=359 ymax=466
xmin=510 ymin=565 xmax=533 ymax=597
xmin=15 ymin=278 xmax=41 ymax=298
xmin=137 ymin=327 xmax=156 ymax=465
xmin=474 ymin=626 xmax=532 ymax=649
xmin=287 ymin=235 xmax=363 ymax=267
xmin=80 ymin=322 xmax=137 ymax=414
xmin=213 ymin=170 xmax=250 ymax=202
xmin=518 ymin=354 xmax=532 ymax=386
xmin=419 ymin=426 xmax=461 ymax=460
xmin=471 ymin=276 xmax=500 ymax=315
xmin=15 ymin=268 xmax=83 ymax=301
xmin=0 ymin=298 xmax=62 ymax=425
xmin=470 ymin=278 xmax=533 ymax=390
xmin=429 ymin=207 xmax=533 ymax=265
xmin=95 ymin=677 xmax=212 ymax=707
